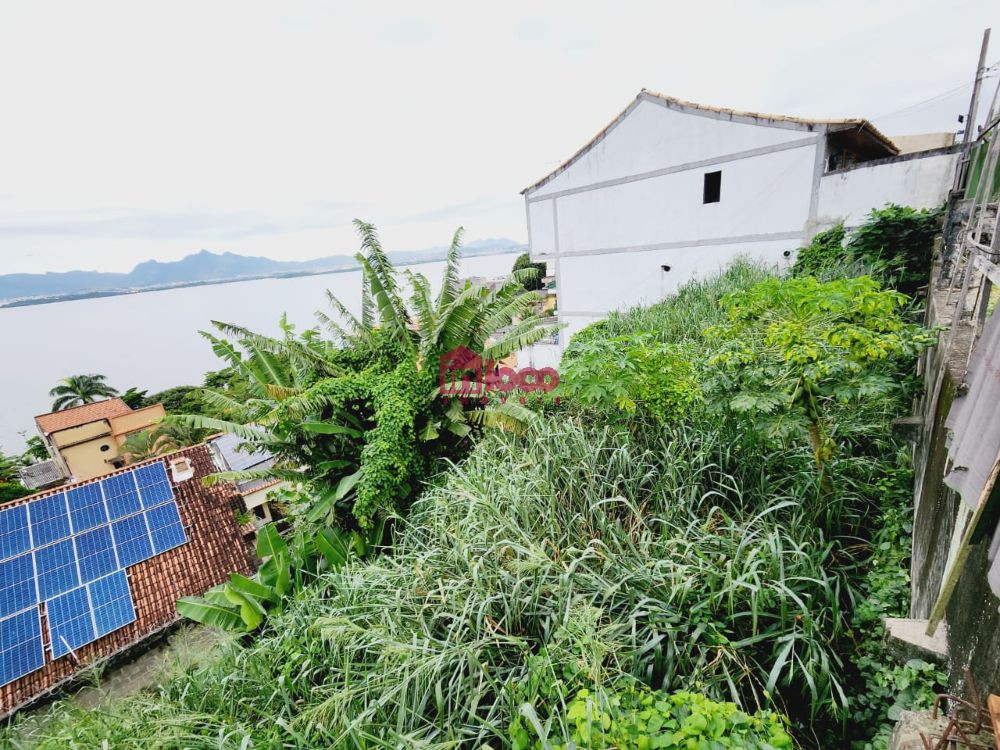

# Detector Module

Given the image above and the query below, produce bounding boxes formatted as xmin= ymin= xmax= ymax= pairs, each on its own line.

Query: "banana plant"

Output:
xmin=176 ymin=521 xmax=383 ymax=633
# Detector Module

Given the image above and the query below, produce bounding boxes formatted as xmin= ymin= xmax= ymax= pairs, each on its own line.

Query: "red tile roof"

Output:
xmin=34 ymin=398 xmax=132 ymax=435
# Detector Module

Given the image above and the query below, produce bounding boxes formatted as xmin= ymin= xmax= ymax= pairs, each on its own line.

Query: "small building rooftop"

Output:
xmin=34 ymin=398 xmax=133 ymax=436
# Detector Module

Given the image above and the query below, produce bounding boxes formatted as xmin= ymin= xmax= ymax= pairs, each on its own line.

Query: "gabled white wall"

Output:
xmin=530 ymin=98 xmax=814 ymax=198
xmin=553 ymin=146 xmax=816 ymax=255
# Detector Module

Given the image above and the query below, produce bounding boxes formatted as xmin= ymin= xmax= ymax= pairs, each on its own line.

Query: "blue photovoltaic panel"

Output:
xmin=0 ymin=555 xmax=37 ymax=619
xmin=34 ymin=538 xmax=79 ymax=601
xmin=28 ymin=493 xmax=71 ymax=547
xmin=110 ymin=514 xmax=153 ymax=568
xmin=46 ymin=585 xmax=95 ymax=659
xmin=0 ymin=608 xmax=44 ymax=687
xmin=89 ymin=571 xmax=135 ymax=638
xmin=100 ymin=473 xmax=141 ymax=520
xmin=146 ymin=503 xmax=187 ymax=554
xmin=133 ymin=463 xmax=173 ymax=508
xmin=0 ymin=505 xmax=31 ymax=562
xmin=74 ymin=526 xmax=118 ymax=583
xmin=66 ymin=483 xmax=108 ymax=533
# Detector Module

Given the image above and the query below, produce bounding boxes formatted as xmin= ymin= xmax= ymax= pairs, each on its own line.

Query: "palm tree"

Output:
xmin=49 ymin=374 xmax=119 ymax=411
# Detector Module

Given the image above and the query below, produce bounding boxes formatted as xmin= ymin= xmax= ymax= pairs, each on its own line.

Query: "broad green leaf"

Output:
xmin=176 ymin=596 xmax=246 ymax=633
xmin=223 ymin=585 xmax=266 ymax=631
xmin=229 ymin=573 xmax=278 ymax=604
xmin=299 ymin=421 xmax=363 ymax=438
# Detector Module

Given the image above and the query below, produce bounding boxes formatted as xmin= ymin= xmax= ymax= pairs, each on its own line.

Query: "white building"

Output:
xmin=522 ymin=89 xmax=960 ymax=365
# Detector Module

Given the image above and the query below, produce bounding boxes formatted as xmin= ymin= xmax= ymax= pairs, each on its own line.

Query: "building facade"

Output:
xmin=34 ymin=399 xmax=167 ymax=482
xmin=522 ymin=90 xmax=961 ymax=364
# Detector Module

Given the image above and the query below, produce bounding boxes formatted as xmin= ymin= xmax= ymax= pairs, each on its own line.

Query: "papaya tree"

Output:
xmin=704 ymin=275 xmax=936 ymax=474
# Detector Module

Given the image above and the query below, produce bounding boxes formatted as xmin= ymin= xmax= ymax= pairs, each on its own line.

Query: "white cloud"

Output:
xmin=0 ymin=0 xmax=995 ymax=273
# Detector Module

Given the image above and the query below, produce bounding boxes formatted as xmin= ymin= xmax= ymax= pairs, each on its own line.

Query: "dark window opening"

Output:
xmin=703 ymin=171 xmax=721 ymax=203
xmin=99 ymin=444 xmax=111 ymax=452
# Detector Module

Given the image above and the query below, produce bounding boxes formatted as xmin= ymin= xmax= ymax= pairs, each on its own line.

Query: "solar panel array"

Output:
xmin=0 ymin=462 xmax=187 ymax=687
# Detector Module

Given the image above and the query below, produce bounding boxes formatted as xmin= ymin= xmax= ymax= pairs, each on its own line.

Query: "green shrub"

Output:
xmin=560 ymin=334 xmax=701 ymax=423
xmin=511 ymin=684 xmax=793 ymax=750
xmin=792 ymin=224 xmax=846 ymax=278
xmin=791 ymin=207 xmax=941 ymax=294
xmin=0 ymin=482 xmax=31 ymax=503
xmin=513 ymin=252 xmax=547 ymax=291
xmin=846 ymin=205 xmax=941 ymax=294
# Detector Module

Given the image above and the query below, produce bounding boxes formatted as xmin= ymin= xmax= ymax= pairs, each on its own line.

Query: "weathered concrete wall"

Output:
xmin=909 ymin=283 xmax=1000 ymax=697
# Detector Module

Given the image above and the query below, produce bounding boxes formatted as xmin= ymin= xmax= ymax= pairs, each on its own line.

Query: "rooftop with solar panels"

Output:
xmin=0 ymin=441 xmax=257 ymax=716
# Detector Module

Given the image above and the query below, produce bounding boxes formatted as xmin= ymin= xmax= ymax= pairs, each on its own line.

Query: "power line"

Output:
xmin=870 ymin=60 xmax=1000 ymax=123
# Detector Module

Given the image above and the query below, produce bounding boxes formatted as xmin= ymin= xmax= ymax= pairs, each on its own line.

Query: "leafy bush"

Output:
xmin=846 ymin=204 xmax=942 ymax=294
xmin=176 ymin=521 xmax=381 ymax=632
xmin=792 ymin=207 xmax=941 ymax=294
xmin=792 ymin=224 xmax=846 ymax=278
xmin=511 ymin=684 xmax=792 ymax=750
xmin=561 ymin=334 xmax=701 ymax=423
xmin=177 ymin=222 xmax=554 ymax=527
xmin=513 ymin=252 xmax=547 ymax=291
xmin=705 ymin=275 xmax=935 ymax=469
xmin=0 ymin=482 xmax=31 ymax=503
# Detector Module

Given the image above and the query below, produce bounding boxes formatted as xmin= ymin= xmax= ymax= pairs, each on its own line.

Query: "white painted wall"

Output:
xmin=525 ymin=95 xmax=821 ymax=358
xmin=559 ymin=239 xmax=794 ymax=316
xmin=553 ymin=146 xmax=815 ymax=254
xmin=530 ymin=98 xmax=812 ymax=198
xmin=816 ymin=151 xmax=959 ymax=228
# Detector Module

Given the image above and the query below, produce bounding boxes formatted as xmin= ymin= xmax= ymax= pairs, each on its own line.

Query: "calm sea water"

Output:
xmin=0 ymin=252 xmax=521 ymax=452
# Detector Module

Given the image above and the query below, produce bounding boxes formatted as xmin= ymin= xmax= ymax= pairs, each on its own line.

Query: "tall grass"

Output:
xmin=10 ymin=420 xmax=862 ymax=748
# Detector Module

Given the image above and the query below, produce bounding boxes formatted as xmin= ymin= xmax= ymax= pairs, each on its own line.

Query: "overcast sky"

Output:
xmin=1 ymin=0 xmax=997 ymax=275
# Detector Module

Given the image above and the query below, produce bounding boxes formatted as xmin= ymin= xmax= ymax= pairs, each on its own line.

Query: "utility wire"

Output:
xmin=870 ymin=61 xmax=1000 ymax=123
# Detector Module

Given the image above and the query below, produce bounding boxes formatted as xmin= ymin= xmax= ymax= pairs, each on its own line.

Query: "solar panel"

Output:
xmin=89 ymin=571 xmax=135 ymax=638
xmin=66 ymin=483 xmax=108 ymax=533
xmin=0 ymin=608 xmax=44 ymax=687
xmin=0 ymin=461 xmax=185 ymax=684
xmin=110 ymin=514 xmax=154 ymax=567
xmin=74 ymin=526 xmax=118 ymax=583
xmin=146 ymin=503 xmax=187 ymax=554
xmin=133 ymin=463 xmax=173 ymax=508
xmin=212 ymin=433 xmax=271 ymax=471
xmin=34 ymin=538 xmax=80 ymax=601
xmin=46 ymin=585 xmax=95 ymax=659
xmin=0 ymin=555 xmax=37 ymax=619
xmin=28 ymin=493 xmax=71 ymax=547
xmin=0 ymin=505 xmax=31 ymax=562
xmin=100 ymin=473 xmax=141 ymax=520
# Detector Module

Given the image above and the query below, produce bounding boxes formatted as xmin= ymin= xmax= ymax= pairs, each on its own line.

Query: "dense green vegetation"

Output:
xmin=512 ymin=252 xmax=547 ymax=291
xmin=792 ymin=204 xmax=942 ymax=295
xmin=173 ymin=221 xmax=553 ymax=528
xmin=3 ymin=211 xmax=941 ymax=749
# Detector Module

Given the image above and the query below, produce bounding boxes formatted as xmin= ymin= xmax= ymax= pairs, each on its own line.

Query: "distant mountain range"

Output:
xmin=0 ymin=239 xmax=526 ymax=306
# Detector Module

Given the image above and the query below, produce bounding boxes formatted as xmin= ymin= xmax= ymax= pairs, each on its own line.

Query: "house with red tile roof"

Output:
xmin=33 ymin=399 xmax=167 ymax=483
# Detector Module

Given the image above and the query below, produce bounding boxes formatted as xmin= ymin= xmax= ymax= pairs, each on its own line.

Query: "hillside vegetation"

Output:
xmin=4 ymin=209 xmax=941 ymax=749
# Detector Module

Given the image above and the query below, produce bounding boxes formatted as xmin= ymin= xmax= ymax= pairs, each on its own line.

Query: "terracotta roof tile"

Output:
xmin=35 ymin=398 xmax=132 ymax=435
